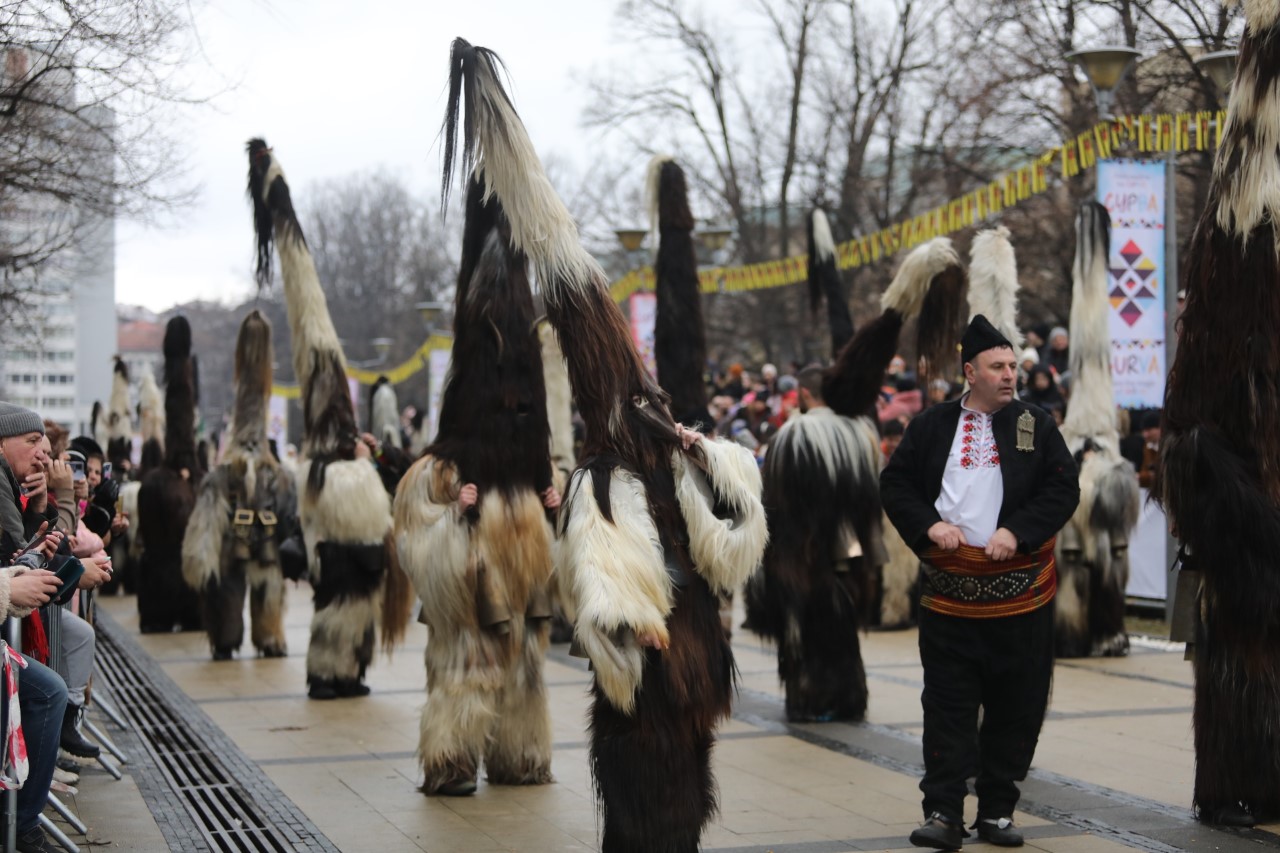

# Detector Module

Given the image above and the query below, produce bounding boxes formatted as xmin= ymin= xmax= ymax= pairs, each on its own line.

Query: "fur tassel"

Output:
xmin=967 ymin=227 xmax=1024 ymax=351
xmin=561 ymin=467 xmax=672 ymax=713
xmin=1062 ymin=203 xmax=1117 ymax=452
xmin=231 ymin=310 xmax=274 ymax=452
xmin=808 ymin=209 xmax=854 ymax=355
xmin=673 ymin=439 xmax=768 ymax=595
xmin=394 ymin=456 xmax=474 ymax=629
xmin=649 ymin=155 xmax=710 ymax=425
xmin=880 ymin=514 xmax=917 ymax=628
xmin=539 ymin=320 xmax=575 ymax=475
xmin=139 ymin=372 xmax=164 ymax=446
xmin=162 ymin=317 xmax=201 ymax=476
xmin=247 ymin=138 xmax=358 ymax=461
xmin=370 ymin=378 xmax=402 ymax=449
xmin=380 ymin=529 xmax=412 ymax=654
xmin=182 ymin=467 xmax=230 ymax=591
xmin=106 ymin=358 xmax=132 ymax=469
xmin=440 ymin=39 xmax=671 ymax=465
xmin=823 ymin=237 xmax=965 ymax=418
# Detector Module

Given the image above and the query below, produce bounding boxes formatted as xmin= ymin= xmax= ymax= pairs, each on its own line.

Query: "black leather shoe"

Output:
xmin=975 ymin=817 xmax=1024 ymax=846
xmin=1203 ymin=802 xmax=1256 ymax=828
xmin=334 ymin=679 xmax=371 ymax=698
xmin=910 ymin=812 xmax=967 ymax=850
xmin=434 ymin=778 xmax=477 ymax=796
xmin=211 ymin=646 xmax=234 ymax=661
xmin=60 ymin=704 xmax=100 ymax=759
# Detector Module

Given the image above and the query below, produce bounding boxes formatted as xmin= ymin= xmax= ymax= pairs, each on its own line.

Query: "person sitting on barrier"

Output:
xmin=0 ymin=403 xmax=72 ymax=853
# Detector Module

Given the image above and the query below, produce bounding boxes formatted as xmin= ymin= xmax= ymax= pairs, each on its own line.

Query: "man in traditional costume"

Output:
xmin=882 ymin=315 xmax=1078 ymax=848
xmin=748 ymin=235 xmax=965 ymax=721
xmin=394 ymin=178 xmax=558 ymax=797
xmin=1054 ymin=202 xmax=1140 ymax=658
xmin=439 ymin=40 xmax=767 ymax=852
xmin=182 ymin=310 xmax=297 ymax=660
xmin=247 ymin=138 xmax=410 ymax=699
xmin=1159 ymin=3 xmax=1280 ymax=826
xmin=135 ymin=317 xmax=205 ymax=633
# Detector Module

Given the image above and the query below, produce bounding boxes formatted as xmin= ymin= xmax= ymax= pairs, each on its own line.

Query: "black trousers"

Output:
xmin=917 ymin=604 xmax=1053 ymax=823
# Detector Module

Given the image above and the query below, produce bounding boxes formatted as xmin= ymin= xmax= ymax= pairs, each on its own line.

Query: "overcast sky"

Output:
xmin=115 ymin=0 xmax=623 ymax=311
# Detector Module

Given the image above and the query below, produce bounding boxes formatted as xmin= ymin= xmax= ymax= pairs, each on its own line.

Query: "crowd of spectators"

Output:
xmin=706 ymin=320 xmax=1158 ymax=475
xmin=0 ymin=403 xmax=125 ymax=853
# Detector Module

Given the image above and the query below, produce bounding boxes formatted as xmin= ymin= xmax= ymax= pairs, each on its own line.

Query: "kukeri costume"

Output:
xmin=1055 ymin=203 xmax=1140 ymax=658
xmin=247 ymin=138 xmax=409 ymax=699
xmin=747 ymin=234 xmax=965 ymax=721
xmin=1159 ymin=4 xmax=1280 ymax=825
xmin=135 ymin=317 xmax=205 ymax=633
xmin=439 ymin=40 xmax=767 ymax=851
xmin=395 ymin=179 xmax=557 ymax=796
xmin=183 ymin=311 xmax=297 ymax=660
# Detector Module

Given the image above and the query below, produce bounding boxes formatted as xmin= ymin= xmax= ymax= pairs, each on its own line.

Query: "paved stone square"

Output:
xmin=47 ymin=585 xmax=1280 ymax=852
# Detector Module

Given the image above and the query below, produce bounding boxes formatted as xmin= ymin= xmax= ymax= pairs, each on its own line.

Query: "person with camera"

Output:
xmin=0 ymin=403 xmax=74 ymax=853
xmin=37 ymin=437 xmax=111 ymax=761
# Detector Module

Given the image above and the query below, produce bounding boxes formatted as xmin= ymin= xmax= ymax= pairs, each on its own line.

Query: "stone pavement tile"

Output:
xmin=1025 ymin=833 xmax=1148 ymax=852
xmin=64 ymin=767 xmax=168 ymax=850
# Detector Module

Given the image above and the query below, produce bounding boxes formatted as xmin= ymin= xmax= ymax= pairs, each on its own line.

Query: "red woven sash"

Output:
xmin=920 ymin=538 xmax=1057 ymax=619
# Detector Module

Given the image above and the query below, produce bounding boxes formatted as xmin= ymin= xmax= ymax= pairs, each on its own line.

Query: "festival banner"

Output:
xmin=267 ymin=394 xmax=288 ymax=450
xmin=425 ymin=348 xmax=451 ymax=445
xmin=1096 ymin=159 xmax=1167 ymax=409
xmin=629 ymin=291 xmax=658 ymax=378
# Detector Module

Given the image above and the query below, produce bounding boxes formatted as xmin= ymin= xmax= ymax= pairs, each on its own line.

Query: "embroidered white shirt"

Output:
xmin=934 ymin=395 xmax=1004 ymax=547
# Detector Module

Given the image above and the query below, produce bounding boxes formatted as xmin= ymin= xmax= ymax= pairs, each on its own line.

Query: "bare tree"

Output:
xmin=0 ymin=0 xmax=207 ymax=320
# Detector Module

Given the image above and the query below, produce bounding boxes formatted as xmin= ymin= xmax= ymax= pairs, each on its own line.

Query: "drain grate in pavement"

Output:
xmin=95 ymin=614 xmax=336 ymax=852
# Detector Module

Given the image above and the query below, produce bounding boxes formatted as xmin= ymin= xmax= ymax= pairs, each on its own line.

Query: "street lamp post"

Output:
xmin=1066 ymin=46 xmax=1142 ymax=120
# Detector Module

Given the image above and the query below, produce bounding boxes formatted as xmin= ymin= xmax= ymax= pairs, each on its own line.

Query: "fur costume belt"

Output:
xmin=920 ymin=539 xmax=1057 ymax=619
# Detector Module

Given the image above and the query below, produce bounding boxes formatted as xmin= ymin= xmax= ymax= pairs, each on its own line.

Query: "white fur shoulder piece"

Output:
xmin=562 ymin=466 xmax=671 ymax=714
xmin=673 ymin=438 xmax=768 ymax=595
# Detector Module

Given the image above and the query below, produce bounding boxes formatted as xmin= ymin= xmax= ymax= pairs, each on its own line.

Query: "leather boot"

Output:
xmin=60 ymin=704 xmax=100 ymax=759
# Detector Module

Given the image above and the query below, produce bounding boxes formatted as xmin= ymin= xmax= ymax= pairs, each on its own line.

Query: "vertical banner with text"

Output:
xmin=426 ymin=347 xmax=451 ymax=445
xmin=629 ymin=291 xmax=658 ymax=378
xmin=1097 ymin=159 xmax=1167 ymax=409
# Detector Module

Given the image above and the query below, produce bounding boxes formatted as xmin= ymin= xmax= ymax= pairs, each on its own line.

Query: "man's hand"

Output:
xmin=77 ymin=556 xmax=112 ymax=590
xmin=9 ymin=569 xmax=61 ymax=609
xmin=542 ymin=487 xmax=561 ymax=511
xmin=73 ymin=478 xmax=89 ymax=502
xmin=38 ymin=530 xmax=64 ymax=560
xmin=927 ymin=521 xmax=968 ymax=552
xmin=636 ymin=628 xmax=670 ymax=650
xmin=458 ymin=483 xmax=478 ymax=510
xmin=110 ymin=511 xmax=129 ymax=538
xmin=353 ymin=441 xmax=372 ymax=461
xmin=23 ymin=471 xmax=47 ymax=511
xmin=47 ymin=459 xmax=72 ymax=493
xmin=674 ymin=424 xmax=702 ymax=450
xmin=985 ymin=527 xmax=1019 ymax=562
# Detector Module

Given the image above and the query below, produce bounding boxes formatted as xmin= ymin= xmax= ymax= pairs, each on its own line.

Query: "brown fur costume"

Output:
xmin=440 ymin=40 xmax=767 ymax=851
xmin=182 ymin=311 xmax=297 ymax=659
xmin=1158 ymin=2 xmax=1280 ymax=825
xmin=136 ymin=317 xmax=205 ymax=633
xmin=746 ymin=237 xmax=965 ymax=721
xmin=394 ymin=179 xmax=556 ymax=794
xmin=247 ymin=139 xmax=407 ymax=699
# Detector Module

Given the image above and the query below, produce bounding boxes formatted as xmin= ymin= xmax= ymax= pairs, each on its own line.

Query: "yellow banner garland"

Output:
xmin=273 ymin=110 xmax=1225 ymax=394
xmin=608 ymin=110 xmax=1226 ymax=303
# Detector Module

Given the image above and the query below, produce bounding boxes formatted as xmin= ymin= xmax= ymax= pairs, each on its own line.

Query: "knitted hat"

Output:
xmin=0 ymin=403 xmax=44 ymax=440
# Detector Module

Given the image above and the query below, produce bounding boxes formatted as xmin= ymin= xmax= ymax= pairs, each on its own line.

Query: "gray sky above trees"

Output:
xmin=116 ymin=0 xmax=624 ymax=310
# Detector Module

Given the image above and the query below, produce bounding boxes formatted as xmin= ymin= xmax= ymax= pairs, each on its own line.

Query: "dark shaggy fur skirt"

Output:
xmin=589 ymin=575 xmax=733 ymax=853
xmin=1193 ymin=578 xmax=1280 ymax=820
